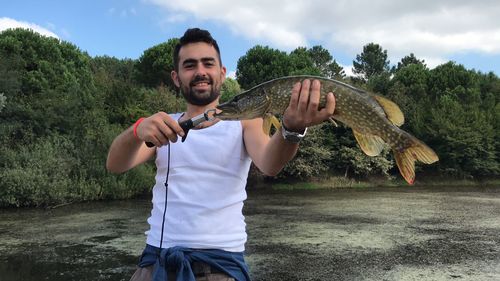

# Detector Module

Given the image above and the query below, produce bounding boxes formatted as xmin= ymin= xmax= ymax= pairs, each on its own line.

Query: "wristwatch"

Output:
xmin=281 ymin=122 xmax=308 ymax=143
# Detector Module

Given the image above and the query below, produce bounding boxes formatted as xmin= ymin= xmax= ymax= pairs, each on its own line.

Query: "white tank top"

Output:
xmin=146 ymin=114 xmax=252 ymax=252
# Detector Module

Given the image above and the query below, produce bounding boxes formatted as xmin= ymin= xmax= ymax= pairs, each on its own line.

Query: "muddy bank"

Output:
xmin=0 ymin=186 xmax=499 ymax=280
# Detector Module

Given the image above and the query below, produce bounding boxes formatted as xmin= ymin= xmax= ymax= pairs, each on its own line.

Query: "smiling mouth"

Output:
xmin=190 ymin=76 xmax=212 ymax=87
xmin=193 ymin=81 xmax=210 ymax=87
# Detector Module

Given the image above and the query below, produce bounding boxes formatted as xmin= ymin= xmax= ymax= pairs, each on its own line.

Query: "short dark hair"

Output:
xmin=173 ymin=28 xmax=222 ymax=71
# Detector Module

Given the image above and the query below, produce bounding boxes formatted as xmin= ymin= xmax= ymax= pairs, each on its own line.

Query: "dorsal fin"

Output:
xmin=372 ymin=95 xmax=405 ymax=126
xmin=352 ymin=130 xmax=386 ymax=156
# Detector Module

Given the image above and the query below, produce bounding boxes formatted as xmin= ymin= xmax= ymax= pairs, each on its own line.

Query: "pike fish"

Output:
xmin=215 ymin=75 xmax=438 ymax=184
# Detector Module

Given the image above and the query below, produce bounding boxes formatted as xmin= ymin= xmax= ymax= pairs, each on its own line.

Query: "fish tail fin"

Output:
xmin=394 ymin=136 xmax=439 ymax=185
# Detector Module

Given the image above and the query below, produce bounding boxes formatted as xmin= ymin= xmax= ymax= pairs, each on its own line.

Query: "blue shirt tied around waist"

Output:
xmin=138 ymin=244 xmax=251 ymax=281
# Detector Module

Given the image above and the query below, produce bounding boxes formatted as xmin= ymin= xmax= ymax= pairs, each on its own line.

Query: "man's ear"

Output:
xmin=220 ymin=66 xmax=227 ymax=84
xmin=171 ymin=71 xmax=180 ymax=88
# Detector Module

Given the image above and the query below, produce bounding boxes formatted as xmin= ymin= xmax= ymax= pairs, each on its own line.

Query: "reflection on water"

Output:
xmin=1 ymin=187 xmax=499 ymax=281
xmin=0 ymin=200 xmax=151 ymax=281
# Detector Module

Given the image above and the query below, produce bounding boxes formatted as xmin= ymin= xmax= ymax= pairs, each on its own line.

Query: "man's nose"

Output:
xmin=194 ymin=62 xmax=208 ymax=75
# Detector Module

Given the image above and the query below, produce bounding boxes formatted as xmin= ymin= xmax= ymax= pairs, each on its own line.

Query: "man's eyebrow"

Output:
xmin=182 ymin=57 xmax=216 ymax=65
xmin=201 ymin=57 xmax=216 ymax=62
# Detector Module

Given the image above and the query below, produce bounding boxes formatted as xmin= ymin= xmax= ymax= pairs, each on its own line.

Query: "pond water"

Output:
xmin=1 ymin=186 xmax=499 ymax=281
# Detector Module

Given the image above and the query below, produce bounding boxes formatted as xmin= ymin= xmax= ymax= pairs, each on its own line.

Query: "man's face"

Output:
xmin=172 ymin=42 xmax=226 ymax=106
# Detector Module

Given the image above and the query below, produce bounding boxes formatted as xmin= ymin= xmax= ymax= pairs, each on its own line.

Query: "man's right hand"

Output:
xmin=135 ymin=112 xmax=185 ymax=147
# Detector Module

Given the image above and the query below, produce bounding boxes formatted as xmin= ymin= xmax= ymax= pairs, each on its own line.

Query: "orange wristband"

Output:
xmin=133 ymin=117 xmax=145 ymax=140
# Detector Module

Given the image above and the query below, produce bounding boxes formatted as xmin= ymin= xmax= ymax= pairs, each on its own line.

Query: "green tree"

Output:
xmin=236 ymin=45 xmax=292 ymax=89
xmin=288 ymin=47 xmax=320 ymax=76
xmin=135 ymin=38 xmax=179 ymax=90
xmin=220 ymin=77 xmax=241 ymax=102
xmin=427 ymin=62 xmax=478 ymax=99
xmin=307 ymin=45 xmax=345 ymax=78
xmin=91 ymin=56 xmax=141 ymax=124
xmin=324 ymin=125 xmax=393 ymax=179
xmin=427 ymin=93 xmax=498 ymax=177
xmin=279 ymin=124 xmax=333 ymax=180
xmin=0 ymin=28 xmax=96 ymax=142
xmin=387 ymin=63 xmax=430 ymax=136
xmin=423 ymin=63 xmax=499 ymax=177
xmin=393 ymin=53 xmax=426 ymax=72
xmin=353 ymin=43 xmax=390 ymax=82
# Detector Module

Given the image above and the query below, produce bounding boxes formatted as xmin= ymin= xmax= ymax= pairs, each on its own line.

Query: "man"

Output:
xmin=106 ymin=28 xmax=335 ymax=281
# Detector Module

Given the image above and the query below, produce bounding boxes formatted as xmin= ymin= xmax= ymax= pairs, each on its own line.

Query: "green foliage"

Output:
xmin=220 ymin=77 xmax=241 ymax=102
xmin=427 ymin=62 xmax=478 ymax=98
xmin=288 ymin=47 xmax=321 ymax=76
xmin=236 ymin=45 xmax=293 ymax=89
xmin=279 ymin=125 xmax=333 ymax=180
xmin=323 ymin=125 xmax=393 ymax=179
xmin=0 ymin=28 xmax=96 ymax=141
xmin=134 ymin=38 xmax=179 ymax=90
xmin=0 ymin=135 xmax=77 ymax=207
xmin=137 ymin=86 xmax=186 ymax=115
xmin=353 ymin=43 xmax=390 ymax=82
xmin=427 ymin=91 xmax=499 ymax=177
xmin=236 ymin=45 xmax=345 ymax=89
xmin=307 ymin=45 xmax=345 ymax=78
xmin=0 ymin=29 xmax=156 ymax=207
xmin=393 ymin=53 xmax=426 ymax=72
xmin=0 ymin=93 xmax=5 ymax=112
xmin=0 ymin=28 xmax=498 ymax=207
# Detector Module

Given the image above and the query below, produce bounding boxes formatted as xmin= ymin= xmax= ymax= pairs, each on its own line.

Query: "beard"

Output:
xmin=179 ymin=75 xmax=221 ymax=106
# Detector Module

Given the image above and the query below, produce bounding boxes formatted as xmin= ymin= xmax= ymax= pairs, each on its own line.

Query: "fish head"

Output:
xmin=215 ymin=88 xmax=270 ymax=120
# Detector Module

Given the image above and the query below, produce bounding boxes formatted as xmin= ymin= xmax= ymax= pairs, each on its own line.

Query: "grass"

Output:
xmin=269 ymin=176 xmax=379 ymax=190
xmin=263 ymin=176 xmax=500 ymax=191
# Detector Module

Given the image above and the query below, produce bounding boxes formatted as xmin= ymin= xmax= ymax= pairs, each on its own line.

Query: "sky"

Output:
xmin=1 ymin=0 xmax=500 ymax=78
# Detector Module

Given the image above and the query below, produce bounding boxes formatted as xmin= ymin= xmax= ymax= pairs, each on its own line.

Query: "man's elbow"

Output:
xmin=106 ymin=160 xmax=126 ymax=174
xmin=261 ymin=167 xmax=283 ymax=177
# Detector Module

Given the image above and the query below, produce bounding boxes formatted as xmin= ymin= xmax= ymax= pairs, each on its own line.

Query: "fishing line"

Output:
xmin=158 ymin=143 xmax=170 ymax=252
xmin=158 ymin=113 xmax=184 ymax=254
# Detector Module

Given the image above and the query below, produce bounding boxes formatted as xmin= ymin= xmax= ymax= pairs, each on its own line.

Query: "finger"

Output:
xmin=307 ymin=79 xmax=321 ymax=112
xmin=320 ymin=92 xmax=336 ymax=116
xmin=297 ymin=79 xmax=311 ymax=112
xmin=288 ymin=82 xmax=301 ymax=109
xmin=158 ymin=123 xmax=179 ymax=143
xmin=159 ymin=112 xmax=185 ymax=137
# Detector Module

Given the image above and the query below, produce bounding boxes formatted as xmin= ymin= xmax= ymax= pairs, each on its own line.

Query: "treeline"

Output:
xmin=0 ymin=29 xmax=498 ymax=207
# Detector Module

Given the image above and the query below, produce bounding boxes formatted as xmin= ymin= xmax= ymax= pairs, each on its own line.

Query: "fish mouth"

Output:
xmin=215 ymin=103 xmax=243 ymax=120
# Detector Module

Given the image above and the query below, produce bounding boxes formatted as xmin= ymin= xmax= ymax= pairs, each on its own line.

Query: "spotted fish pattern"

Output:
xmin=215 ymin=75 xmax=439 ymax=184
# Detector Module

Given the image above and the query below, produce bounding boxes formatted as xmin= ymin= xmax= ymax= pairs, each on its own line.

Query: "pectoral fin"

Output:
xmin=352 ymin=130 xmax=386 ymax=156
xmin=373 ymin=95 xmax=405 ymax=126
xmin=262 ymin=114 xmax=281 ymax=135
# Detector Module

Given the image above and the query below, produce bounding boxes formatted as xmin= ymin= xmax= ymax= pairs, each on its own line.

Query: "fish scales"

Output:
xmin=215 ymin=75 xmax=438 ymax=184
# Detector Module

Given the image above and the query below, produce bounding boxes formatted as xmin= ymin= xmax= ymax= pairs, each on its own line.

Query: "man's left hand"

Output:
xmin=282 ymin=79 xmax=336 ymax=132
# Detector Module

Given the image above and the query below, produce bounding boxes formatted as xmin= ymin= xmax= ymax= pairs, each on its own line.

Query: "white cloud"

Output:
xmin=226 ymin=70 xmax=237 ymax=79
xmin=146 ymin=0 xmax=500 ymax=66
xmin=341 ymin=65 xmax=355 ymax=77
xmin=0 ymin=17 xmax=59 ymax=39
